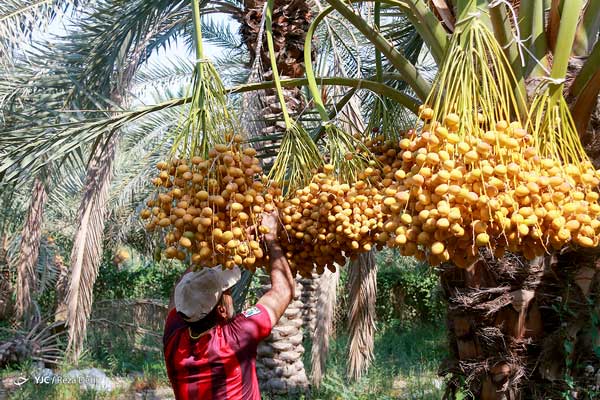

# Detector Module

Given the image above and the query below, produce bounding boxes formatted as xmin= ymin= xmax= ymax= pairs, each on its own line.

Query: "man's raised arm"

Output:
xmin=257 ymin=211 xmax=295 ymax=327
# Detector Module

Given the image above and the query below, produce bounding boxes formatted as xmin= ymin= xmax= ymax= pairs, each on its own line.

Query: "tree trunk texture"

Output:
xmin=0 ymin=234 xmax=13 ymax=322
xmin=240 ymin=1 xmax=315 ymax=394
xmin=15 ymin=177 xmax=48 ymax=326
xmin=255 ymin=275 xmax=310 ymax=397
xmin=298 ymin=273 xmax=319 ymax=334
xmin=239 ymin=0 xmax=314 ymax=163
xmin=440 ymin=59 xmax=600 ymax=399
xmin=347 ymin=251 xmax=378 ymax=380
xmin=440 ymin=248 xmax=600 ymax=399
xmin=53 ymin=253 xmax=69 ymax=323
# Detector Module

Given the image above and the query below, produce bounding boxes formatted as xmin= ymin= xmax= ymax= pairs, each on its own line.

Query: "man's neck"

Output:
xmin=189 ymin=317 xmax=229 ymax=337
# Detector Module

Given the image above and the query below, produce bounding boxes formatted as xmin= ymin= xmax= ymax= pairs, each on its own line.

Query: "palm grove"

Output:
xmin=1 ymin=0 xmax=600 ymax=399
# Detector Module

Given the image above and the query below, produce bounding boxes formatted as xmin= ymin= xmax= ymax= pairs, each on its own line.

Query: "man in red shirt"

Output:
xmin=163 ymin=211 xmax=294 ymax=399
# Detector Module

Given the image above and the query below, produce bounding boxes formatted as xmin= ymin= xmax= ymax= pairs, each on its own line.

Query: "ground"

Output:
xmin=0 ymin=320 xmax=447 ymax=400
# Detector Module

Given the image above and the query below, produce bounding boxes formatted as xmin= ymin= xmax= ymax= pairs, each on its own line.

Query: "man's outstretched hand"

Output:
xmin=256 ymin=209 xmax=295 ymax=327
xmin=260 ymin=210 xmax=279 ymax=243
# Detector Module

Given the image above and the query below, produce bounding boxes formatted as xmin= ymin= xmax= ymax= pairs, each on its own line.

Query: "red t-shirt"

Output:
xmin=163 ymin=304 xmax=272 ymax=400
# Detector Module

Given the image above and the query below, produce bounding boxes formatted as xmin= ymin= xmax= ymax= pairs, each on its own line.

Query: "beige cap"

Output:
xmin=174 ymin=265 xmax=241 ymax=322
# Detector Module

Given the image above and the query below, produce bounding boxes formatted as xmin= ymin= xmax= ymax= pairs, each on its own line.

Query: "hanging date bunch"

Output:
xmin=141 ymin=138 xmax=280 ymax=271
xmin=140 ymin=0 xmax=279 ymax=271
xmin=277 ymin=161 xmax=386 ymax=277
xmin=274 ymin=3 xmax=383 ymax=277
xmin=380 ymin=17 xmax=600 ymax=267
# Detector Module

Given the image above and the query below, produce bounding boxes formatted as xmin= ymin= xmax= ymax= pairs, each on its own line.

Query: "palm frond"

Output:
xmin=211 ymin=49 xmax=251 ymax=85
xmin=0 ymin=0 xmax=78 ymax=64
xmin=310 ymin=267 xmax=340 ymax=387
xmin=45 ymin=162 xmax=86 ymax=236
xmin=105 ymin=107 xmax=180 ymax=246
xmin=347 ymin=251 xmax=377 ymax=380
xmin=15 ymin=177 xmax=47 ymax=324
xmin=131 ymin=57 xmax=194 ymax=97
xmin=0 ymin=182 xmax=28 ymax=238
xmin=65 ymin=134 xmax=117 ymax=362
xmin=201 ymin=15 xmax=242 ymax=49
xmin=62 ymin=0 xmax=191 ymax=99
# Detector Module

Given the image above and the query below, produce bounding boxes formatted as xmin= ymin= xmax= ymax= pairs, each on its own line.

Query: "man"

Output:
xmin=163 ymin=211 xmax=295 ymax=399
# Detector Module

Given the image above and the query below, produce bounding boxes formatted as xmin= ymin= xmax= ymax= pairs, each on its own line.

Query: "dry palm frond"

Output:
xmin=347 ymin=250 xmax=377 ymax=380
xmin=0 ymin=319 xmax=67 ymax=367
xmin=64 ymin=134 xmax=117 ymax=363
xmin=310 ymin=267 xmax=340 ymax=387
xmin=15 ymin=177 xmax=47 ymax=326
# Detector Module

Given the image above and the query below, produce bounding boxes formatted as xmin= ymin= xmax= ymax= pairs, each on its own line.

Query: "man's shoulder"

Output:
xmin=226 ymin=304 xmax=270 ymax=331
xmin=163 ymin=309 xmax=187 ymax=347
xmin=241 ymin=306 xmax=263 ymax=318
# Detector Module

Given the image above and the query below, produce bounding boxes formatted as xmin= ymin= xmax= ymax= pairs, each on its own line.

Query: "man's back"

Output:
xmin=163 ymin=304 xmax=272 ymax=400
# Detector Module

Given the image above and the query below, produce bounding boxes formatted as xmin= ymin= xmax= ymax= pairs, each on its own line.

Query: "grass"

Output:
xmin=3 ymin=319 xmax=448 ymax=400
xmin=314 ymin=321 xmax=447 ymax=400
xmin=299 ymin=320 xmax=448 ymax=400
xmin=2 ymin=328 xmax=169 ymax=400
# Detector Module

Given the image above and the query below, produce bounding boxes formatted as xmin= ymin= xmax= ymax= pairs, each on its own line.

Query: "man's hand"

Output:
xmin=260 ymin=211 xmax=279 ymax=242
xmin=256 ymin=210 xmax=295 ymax=328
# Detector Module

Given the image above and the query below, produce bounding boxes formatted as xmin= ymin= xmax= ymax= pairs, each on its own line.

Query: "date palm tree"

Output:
xmin=1 ymin=1 xmax=600 ymax=398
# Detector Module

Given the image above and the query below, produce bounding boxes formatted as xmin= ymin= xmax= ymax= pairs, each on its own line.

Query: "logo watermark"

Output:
xmin=12 ymin=373 xmax=98 ymax=386
xmin=13 ymin=377 xmax=29 ymax=387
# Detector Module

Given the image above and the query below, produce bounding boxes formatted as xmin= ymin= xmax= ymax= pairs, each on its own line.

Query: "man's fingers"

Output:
xmin=246 ymin=224 xmax=257 ymax=239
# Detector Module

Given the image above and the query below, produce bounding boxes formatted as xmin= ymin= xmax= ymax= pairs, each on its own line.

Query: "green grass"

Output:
xmin=318 ymin=322 xmax=446 ymax=399
xmin=5 ymin=319 xmax=447 ymax=400
xmin=2 ymin=329 xmax=169 ymax=400
xmin=6 ymin=381 xmax=128 ymax=400
xmin=303 ymin=320 xmax=448 ymax=400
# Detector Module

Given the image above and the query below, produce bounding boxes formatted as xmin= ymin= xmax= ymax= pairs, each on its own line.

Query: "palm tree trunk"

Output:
xmin=438 ymin=56 xmax=600 ymax=399
xmin=298 ymin=273 xmax=320 ymax=334
xmin=240 ymin=0 xmax=314 ymax=392
xmin=63 ymin=133 xmax=118 ymax=362
xmin=255 ymin=275 xmax=309 ymax=396
xmin=15 ymin=177 xmax=48 ymax=327
xmin=439 ymin=252 xmax=543 ymax=399
xmin=53 ymin=253 xmax=68 ymax=323
xmin=240 ymin=0 xmax=314 ymax=160
xmin=0 ymin=234 xmax=13 ymax=321
xmin=347 ymin=251 xmax=378 ymax=380
xmin=440 ymin=249 xmax=600 ymax=399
